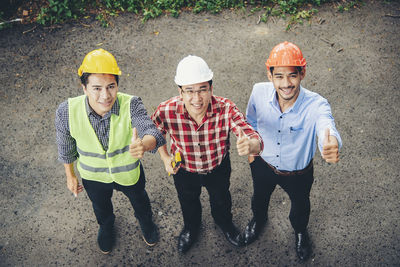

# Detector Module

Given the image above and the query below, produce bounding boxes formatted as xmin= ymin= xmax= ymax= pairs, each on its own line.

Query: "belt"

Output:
xmin=262 ymin=158 xmax=313 ymax=176
xmin=196 ymin=154 xmax=229 ymax=175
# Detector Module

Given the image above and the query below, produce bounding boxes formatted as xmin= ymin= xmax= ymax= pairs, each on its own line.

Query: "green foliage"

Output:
xmin=336 ymin=0 xmax=362 ymax=13
xmin=37 ymin=0 xmax=86 ymax=25
xmin=33 ymin=0 xmax=363 ymax=29
xmin=0 ymin=11 xmax=10 ymax=30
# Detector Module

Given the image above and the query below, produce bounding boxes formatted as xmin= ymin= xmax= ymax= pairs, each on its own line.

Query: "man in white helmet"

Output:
xmin=55 ymin=49 xmax=165 ymax=254
xmin=152 ymin=55 xmax=263 ymax=253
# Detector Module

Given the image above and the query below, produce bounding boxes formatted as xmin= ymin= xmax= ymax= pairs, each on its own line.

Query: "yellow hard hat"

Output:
xmin=78 ymin=48 xmax=122 ymax=76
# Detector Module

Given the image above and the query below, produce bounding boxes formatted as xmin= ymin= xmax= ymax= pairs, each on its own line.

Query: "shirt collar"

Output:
xmin=85 ymin=96 xmax=120 ymax=118
xmin=269 ymin=85 xmax=305 ymax=114
xmin=291 ymin=85 xmax=305 ymax=113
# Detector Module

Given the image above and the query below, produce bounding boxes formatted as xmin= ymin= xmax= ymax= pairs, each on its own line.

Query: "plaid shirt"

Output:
xmin=151 ymin=95 xmax=263 ymax=173
xmin=56 ymin=96 xmax=165 ymax=164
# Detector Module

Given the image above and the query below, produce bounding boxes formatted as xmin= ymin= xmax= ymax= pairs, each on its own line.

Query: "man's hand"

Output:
xmin=129 ymin=128 xmax=145 ymax=159
xmin=162 ymin=155 xmax=180 ymax=175
xmin=64 ymin=163 xmax=83 ymax=197
xmin=158 ymin=145 xmax=181 ymax=175
xmin=67 ymin=175 xmax=83 ymax=197
xmin=322 ymin=128 xmax=339 ymax=163
xmin=237 ymin=128 xmax=251 ymax=156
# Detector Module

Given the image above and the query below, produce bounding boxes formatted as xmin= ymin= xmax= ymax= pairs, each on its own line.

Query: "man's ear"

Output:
xmin=178 ymin=87 xmax=183 ymax=98
xmin=267 ymin=70 xmax=273 ymax=82
xmin=82 ymin=84 xmax=87 ymax=95
xmin=300 ymin=68 xmax=306 ymax=80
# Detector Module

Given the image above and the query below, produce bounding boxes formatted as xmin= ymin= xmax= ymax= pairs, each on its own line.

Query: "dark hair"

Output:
xmin=269 ymin=66 xmax=303 ymax=74
xmin=178 ymin=80 xmax=213 ymax=89
xmin=80 ymin=73 xmax=119 ymax=87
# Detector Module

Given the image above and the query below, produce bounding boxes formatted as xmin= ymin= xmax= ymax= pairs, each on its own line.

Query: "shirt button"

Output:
xmin=276 ymin=155 xmax=279 ymax=157
xmin=277 ymin=143 xmax=280 ymax=145
xmin=278 ymin=130 xmax=281 ymax=133
xmin=280 ymin=116 xmax=283 ymax=119
xmin=198 ymin=143 xmax=201 ymax=146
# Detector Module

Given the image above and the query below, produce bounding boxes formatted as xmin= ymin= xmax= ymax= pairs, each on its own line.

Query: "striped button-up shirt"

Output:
xmin=151 ymin=95 xmax=263 ymax=173
xmin=55 ymin=96 xmax=165 ymax=164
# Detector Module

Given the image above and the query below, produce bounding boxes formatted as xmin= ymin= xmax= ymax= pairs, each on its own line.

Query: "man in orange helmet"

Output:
xmin=55 ymin=49 xmax=165 ymax=254
xmin=243 ymin=41 xmax=342 ymax=261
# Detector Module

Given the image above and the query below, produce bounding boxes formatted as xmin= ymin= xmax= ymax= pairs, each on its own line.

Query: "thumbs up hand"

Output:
xmin=322 ymin=128 xmax=339 ymax=163
xmin=236 ymin=128 xmax=251 ymax=156
xmin=129 ymin=127 xmax=145 ymax=159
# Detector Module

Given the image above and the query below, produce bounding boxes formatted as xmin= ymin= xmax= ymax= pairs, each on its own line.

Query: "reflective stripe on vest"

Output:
xmin=79 ymin=161 xmax=140 ymax=174
xmin=68 ymin=93 xmax=140 ymax=186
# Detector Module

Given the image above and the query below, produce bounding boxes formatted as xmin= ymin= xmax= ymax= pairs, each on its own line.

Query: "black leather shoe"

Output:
xmin=139 ymin=220 xmax=159 ymax=247
xmin=244 ymin=217 xmax=266 ymax=245
xmin=97 ymin=225 xmax=115 ymax=254
xmin=178 ymin=228 xmax=198 ymax=253
xmin=221 ymin=224 xmax=244 ymax=247
xmin=295 ymin=231 xmax=311 ymax=261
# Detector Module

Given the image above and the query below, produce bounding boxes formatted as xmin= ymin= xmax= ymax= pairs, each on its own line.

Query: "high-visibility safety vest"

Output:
xmin=68 ymin=92 xmax=140 ymax=186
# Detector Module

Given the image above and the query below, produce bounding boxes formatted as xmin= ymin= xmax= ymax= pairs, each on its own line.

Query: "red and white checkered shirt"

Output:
xmin=151 ymin=95 xmax=263 ymax=173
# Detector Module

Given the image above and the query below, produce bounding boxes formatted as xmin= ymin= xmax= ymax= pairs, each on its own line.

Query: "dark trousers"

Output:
xmin=82 ymin=164 xmax=153 ymax=228
xmin=173 ymin=154 xmax=233 ymax=232
xmin=249 ymin=156 xmax=314 ymax=233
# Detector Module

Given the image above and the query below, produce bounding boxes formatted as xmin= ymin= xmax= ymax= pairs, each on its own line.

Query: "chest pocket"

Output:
xmin=285 ymin=126 xmax=305 ymax=144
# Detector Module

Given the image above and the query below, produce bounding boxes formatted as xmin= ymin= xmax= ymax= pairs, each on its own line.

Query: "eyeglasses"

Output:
xmin=181 ymin=88 xmax=210 ymax=97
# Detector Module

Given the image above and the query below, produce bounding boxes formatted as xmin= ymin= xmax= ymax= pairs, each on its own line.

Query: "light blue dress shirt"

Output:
xmin=246 ymin=82 xmax=342 ymax=171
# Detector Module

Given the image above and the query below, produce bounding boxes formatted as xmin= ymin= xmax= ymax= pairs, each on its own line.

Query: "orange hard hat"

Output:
xmin=265 ymin=41 xmax=306 ymax=71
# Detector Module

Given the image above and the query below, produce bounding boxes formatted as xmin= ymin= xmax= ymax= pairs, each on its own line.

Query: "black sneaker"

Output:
xmin=97 ymin=225 xmax=115 ymax=254
xmin=139 ymin=220 xmax=159 ymax=246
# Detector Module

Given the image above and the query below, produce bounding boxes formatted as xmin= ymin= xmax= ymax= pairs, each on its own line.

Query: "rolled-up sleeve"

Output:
xmin=55 ymin=101 xmax=78 ymax=163
xmin=316 ymin=99 xmax=342 ymax=152
xmin=130 ymin=96 xmax=166 ymax=153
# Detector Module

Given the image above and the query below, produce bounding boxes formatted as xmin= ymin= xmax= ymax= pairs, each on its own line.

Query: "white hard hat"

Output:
xmin=174 ymin=55 xmax=213 ymax=86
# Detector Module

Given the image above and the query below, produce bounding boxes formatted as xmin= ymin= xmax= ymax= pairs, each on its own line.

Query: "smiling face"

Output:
xmin=268 ymin=66 xmax=305 ymax=110
xmin=82 ymin=73 xmax=118 ymax=117
xmin=179 ymin=81 xmax=212 ymax=123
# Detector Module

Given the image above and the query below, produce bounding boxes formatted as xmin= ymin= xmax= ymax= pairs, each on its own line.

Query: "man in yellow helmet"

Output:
xmin=55 ymin=49 xmax=165 ymax=254
xmin=244 ymin=42 xmax=342 ymax=261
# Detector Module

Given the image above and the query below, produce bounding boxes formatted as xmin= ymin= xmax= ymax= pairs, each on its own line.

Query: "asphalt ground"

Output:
xmin=0 ymin=1 xmax=399 ymax=266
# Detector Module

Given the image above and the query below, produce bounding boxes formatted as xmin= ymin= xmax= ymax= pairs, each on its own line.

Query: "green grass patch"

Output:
xmin=6 ymin=0 xmax=365 ymax=30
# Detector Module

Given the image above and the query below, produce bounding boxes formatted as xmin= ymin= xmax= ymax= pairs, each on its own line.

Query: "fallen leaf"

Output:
xmin=153 ymin=31 xmax=159 ymax=35
xmin=96 ymin=42 xmax=103 ymax=46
